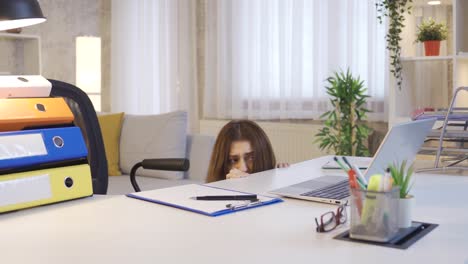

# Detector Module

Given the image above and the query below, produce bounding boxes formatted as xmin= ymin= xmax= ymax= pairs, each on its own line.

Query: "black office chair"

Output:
xmin=49 ymin=79 xmax=190 ymax=194
xmin=49 ymin=79 xmax=108 ymax=194
xmin=130 ymin=158 xmax=190 ymax=192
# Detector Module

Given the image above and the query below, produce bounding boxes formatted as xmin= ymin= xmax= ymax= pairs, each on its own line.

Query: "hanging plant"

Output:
xmin=376 ymin=0 xmax=413 ymax=90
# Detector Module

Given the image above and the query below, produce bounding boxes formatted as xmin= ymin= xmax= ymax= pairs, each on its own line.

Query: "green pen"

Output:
xmin=333 ymin=156 xmax=348 ymax=172
xmin=356 ymin=178 xmax=366 ymax=190
xmin=355 ymin=176 xmax=367 ymax=189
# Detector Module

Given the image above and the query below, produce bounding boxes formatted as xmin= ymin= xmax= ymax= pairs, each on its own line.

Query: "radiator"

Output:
xmin=199 ymin=120 xmax=328 ymax=164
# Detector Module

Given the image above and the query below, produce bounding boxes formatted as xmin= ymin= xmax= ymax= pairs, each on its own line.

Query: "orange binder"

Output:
xmin=0 ymin=97 xmax=74 ymax=132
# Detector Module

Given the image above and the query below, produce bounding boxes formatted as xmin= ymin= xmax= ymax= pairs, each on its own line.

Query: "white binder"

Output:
xmin=0 ymin=75 xmax=51 ymax=98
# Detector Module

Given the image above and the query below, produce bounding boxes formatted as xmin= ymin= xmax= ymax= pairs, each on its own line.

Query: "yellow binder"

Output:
xmin=0 ymin=164 xmax=93 ymax=213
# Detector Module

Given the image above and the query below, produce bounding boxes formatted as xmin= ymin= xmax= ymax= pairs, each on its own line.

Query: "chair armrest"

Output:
xmin=130 ymin=158 xmax=190 ymax=192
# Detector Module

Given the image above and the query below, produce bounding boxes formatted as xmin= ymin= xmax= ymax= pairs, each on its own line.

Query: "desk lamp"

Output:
xmin=0 ymin=0 xmax=46 ymax=31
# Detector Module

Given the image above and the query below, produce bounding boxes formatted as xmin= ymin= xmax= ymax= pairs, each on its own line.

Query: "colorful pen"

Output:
xmin=333 ymin=156 xmax=348 ymax=171
xmin=352 ymin=164 xmax=368 ymax=187
xmin=342 ymin=156 xmax=353 ymax=170
xmin=342 ymin=156 xmax=367 ymax=188
xmin=347 ymin=169 xmax=363 ymax=215
xmin=383 ymin=168 xmax=393 ymax=191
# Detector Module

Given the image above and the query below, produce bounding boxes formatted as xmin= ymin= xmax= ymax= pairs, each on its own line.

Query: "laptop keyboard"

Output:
xmin=300 ymin=180 xmax=350 ymax=200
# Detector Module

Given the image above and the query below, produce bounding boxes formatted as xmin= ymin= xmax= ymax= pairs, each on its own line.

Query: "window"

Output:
xmin=204 ymin=0 xmax=387 ymax=121
xmin=76 ymin=36 xmax=101 ymax=111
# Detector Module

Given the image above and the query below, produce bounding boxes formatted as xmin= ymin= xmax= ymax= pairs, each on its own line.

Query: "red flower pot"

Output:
xmin=424 ymin=41 xmax=441 ymax=56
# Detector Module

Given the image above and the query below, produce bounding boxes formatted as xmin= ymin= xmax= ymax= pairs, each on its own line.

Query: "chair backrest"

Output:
xmin=49 ymin=79 xmax=108 ymax=194
xmin=185 ymin=134 xmax=215 ymax=182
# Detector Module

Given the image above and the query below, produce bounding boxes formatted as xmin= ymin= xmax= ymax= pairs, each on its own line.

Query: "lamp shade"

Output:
xmin=0 ymin=0 xmax=46 ymax=31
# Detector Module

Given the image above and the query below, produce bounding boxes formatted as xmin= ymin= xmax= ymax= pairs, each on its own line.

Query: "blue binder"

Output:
xmin=0 ymin=126 xmax=88 ymax=171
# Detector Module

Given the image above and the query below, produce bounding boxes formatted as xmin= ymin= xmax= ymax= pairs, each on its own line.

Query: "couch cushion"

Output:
xmin=120 ymin=111 xmax=187 ymax=180
xmin=97 ymin=112 xmax=124 ymax=176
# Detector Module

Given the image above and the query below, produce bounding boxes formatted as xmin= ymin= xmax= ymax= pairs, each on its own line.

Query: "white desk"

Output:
xmin=1 ymin=156 xmax=467 ymax=264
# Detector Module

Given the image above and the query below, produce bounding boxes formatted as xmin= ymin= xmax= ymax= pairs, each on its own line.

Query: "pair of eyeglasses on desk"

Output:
xmin=315 ymin=202 xmax=348 ymax=233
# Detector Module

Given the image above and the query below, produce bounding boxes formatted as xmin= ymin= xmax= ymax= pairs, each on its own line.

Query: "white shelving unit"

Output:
xmin=0 ymin=32 xmax=41 ymax=76
xmin=400 ymin=56 xmax=453 ymax=62
xmin=389 ymin=0 xmax=467 ymax=126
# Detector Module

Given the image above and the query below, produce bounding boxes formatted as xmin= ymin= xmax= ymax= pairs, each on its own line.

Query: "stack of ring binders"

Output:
xmin=0 ymin=75 xmax=93 ymax=213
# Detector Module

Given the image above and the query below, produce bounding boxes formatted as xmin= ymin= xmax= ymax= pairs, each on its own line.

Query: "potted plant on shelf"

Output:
xmin=315 ymin=69 xmax=372 ymax=157
xmin=416 ymin=18 xmax=448 ymax=56
xmin=388 ymin=160 xmax=414 ymax=228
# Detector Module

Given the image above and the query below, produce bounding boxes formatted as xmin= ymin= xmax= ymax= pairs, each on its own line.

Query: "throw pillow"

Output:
xmin=119 ymin=111 xmax=187 ymax=180
xmin=97 ymin=112 xmax=125 ymax=176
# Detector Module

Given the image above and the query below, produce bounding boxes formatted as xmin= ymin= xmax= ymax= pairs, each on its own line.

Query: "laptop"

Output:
xmin=269 ymin=118 xmax=437 ymax=205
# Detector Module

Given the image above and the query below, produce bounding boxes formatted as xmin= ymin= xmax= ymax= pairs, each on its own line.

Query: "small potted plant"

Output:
xmin=415 ymin=18 xmax=448 ymax=56
xmin=388 ymin=160 xmax=414 ymax=228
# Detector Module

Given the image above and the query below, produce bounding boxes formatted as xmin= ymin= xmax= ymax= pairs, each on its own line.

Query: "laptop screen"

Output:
xmin=364 ymin=118 xmax=436 ymax=177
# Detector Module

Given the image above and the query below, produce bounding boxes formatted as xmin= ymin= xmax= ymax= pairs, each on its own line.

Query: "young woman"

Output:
xmin=206 ymin=120 xmax=288 ymax=183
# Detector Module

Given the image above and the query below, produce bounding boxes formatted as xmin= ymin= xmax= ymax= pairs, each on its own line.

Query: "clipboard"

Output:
xmin=126 ymin=184 xmax=283 ymax=217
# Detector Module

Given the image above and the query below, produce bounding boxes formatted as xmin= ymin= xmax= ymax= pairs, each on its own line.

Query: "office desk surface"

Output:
xmin=1 ymin=156 xmax=467 ymax=264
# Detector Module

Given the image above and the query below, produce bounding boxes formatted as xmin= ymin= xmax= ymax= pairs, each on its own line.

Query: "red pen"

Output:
xmin=348 ymin=169 xmax=362 ymax=215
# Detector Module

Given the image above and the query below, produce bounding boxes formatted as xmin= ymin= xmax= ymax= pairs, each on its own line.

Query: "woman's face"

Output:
xmin=228 ymin=140 xmax=254 ymax=173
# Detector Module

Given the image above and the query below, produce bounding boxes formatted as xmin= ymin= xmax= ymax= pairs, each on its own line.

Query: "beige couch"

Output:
xmin=106 ymin=111 xmax=215 ymax=195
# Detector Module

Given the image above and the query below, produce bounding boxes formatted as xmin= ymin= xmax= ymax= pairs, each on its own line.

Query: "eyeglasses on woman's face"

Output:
xmin=315 ymin=203 xmax=348 ymax=233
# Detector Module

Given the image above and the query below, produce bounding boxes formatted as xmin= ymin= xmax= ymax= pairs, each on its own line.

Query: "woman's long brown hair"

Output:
xmin=206 ymin=120 xmax=276 ymax=183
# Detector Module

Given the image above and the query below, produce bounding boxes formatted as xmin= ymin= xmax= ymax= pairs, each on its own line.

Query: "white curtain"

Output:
xmin=204 ymin=0 xmax=387 ymax=121
xmin=111 ymin=0 xmax=199 ymax=131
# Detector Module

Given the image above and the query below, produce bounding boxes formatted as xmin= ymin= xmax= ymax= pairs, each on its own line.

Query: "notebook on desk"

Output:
xmin=269 ymin=118 xmax=437 ymax=205
xmin=127 ymin=184 xmax=283 ymax=217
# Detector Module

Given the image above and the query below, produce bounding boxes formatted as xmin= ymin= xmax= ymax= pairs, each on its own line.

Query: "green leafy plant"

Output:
xmin=315 ymin=69 xmax=372 ymax=157
xmin=416 ymin=18 xmax=448 ymax=43
xmin=388 ymin=160 xmax=414 ymax=199
xmin=376 ymin=0 xmax=413 ymax=90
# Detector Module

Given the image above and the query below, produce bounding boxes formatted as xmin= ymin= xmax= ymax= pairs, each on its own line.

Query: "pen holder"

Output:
xmin=349 ymin=187 xmax=400 ymax=243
